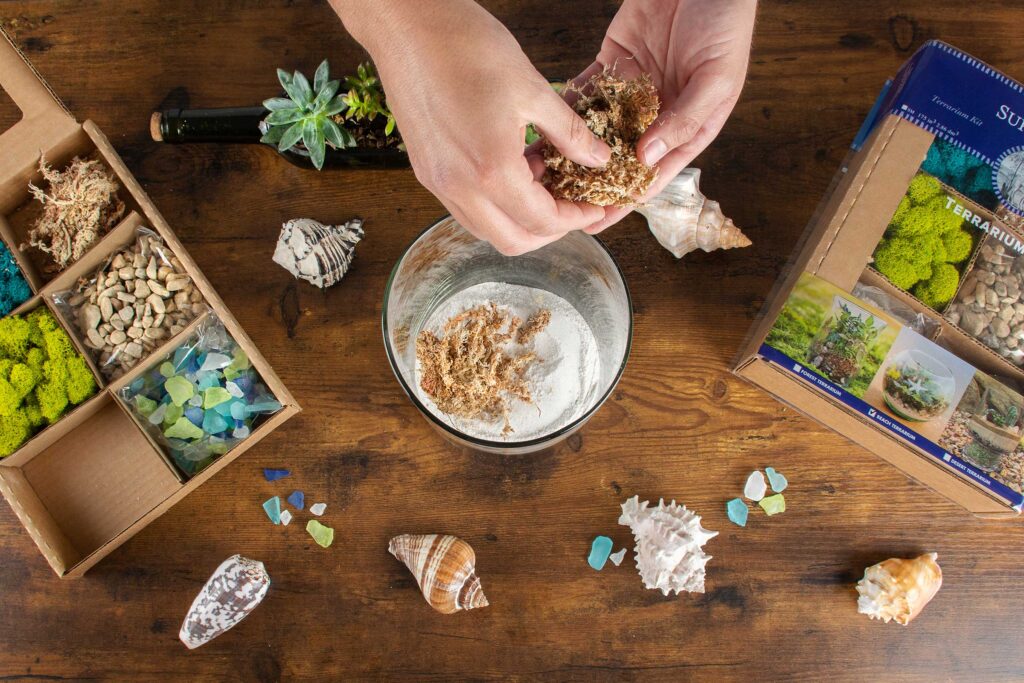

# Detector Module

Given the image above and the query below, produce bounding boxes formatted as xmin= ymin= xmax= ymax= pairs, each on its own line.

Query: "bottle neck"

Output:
xmin=152 ymin=107 xmax=268 ymax=143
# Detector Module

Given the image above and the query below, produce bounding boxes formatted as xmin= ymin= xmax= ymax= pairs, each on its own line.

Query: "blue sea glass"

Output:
xmin=588 ymin=536 xmax=614 ymax=570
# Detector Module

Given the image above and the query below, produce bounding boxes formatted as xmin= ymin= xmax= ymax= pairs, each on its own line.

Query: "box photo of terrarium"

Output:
xmin=765 ymin=272 xmax=899 ymax=397
xmin=939 ymin=371 xmax=1024 ymax=494
xmin=863 ymin=328 xmax=975 ymax=441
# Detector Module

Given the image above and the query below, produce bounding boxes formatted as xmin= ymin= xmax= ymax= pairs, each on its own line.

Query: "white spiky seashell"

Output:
xmin=856 ymin=553 xmax=942 ymax=625
xmin=618 ymin=495 xmax=718 ymax=595
xmin=273 ymin=217 xmax=364 ymax=289
xmin=636 ymin=168 xmax=751 ymax=259
xmin=179 ymin=555 xmax=270 ymax=649
xmin=388 ymin=534 xmax=489 ymax=614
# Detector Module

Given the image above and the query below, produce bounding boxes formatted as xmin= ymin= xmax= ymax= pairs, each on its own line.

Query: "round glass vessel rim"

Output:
xmin=381 ymin=215 xmax=633 ymax=450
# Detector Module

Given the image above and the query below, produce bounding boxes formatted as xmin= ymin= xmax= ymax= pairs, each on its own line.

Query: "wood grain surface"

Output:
xmin=0 ymin=1 xmax=1022 ymax=680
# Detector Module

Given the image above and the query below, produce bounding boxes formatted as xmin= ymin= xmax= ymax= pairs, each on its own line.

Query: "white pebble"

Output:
xmin=744 ymin=470 xmax=767 ymax=501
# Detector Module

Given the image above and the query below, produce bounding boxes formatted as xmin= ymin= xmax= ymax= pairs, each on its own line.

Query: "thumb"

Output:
xmin=638 ymin=69 xmax=736 ymax=167
xmin=530 ymin=85 xmax=611 ymax=168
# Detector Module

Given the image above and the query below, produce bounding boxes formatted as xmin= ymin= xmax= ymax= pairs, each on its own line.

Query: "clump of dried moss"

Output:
xmin=26 ymin=156 xmax=125 ymax=272
xmin=416 ymin=303 xmax=550 ymax=434
xmin=543 ymin=68 xmax=660 ymax=207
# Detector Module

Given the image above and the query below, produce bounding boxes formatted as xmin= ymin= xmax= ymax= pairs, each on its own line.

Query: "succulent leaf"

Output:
xmin=313 ymin=59 xmax=330 ymax=92
xmin=265 ymin=108 xmax=303 ymax=125
xmin=313 ymin=80 xmax=341 ymax=111
xmin=277 ymin=68 xmax=293 ymax=91
xmin=263 ymin=97 xmax=297 ymax=111
xmin=278 ymin=121 xmax=304 ymax=152
xmin=385 ymin=116 xmax=396 ymax=136
xmin=325 ymin=95 xmax=347 ymax=117
xmin=260 ymin=125 xmax=286 ymax=145
xmin=290 ymin=70 xmax=314 ymax=105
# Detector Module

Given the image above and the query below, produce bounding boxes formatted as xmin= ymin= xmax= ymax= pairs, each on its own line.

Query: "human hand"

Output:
xmin=332 ymin=0 xmax=612 ymax=255
xmin=578 ymin=0 xmax=757 ymax=233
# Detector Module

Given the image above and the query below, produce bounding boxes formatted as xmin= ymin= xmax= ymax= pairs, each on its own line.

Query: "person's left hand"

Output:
xmin=574 ymin=0 xmax=757 ymax=233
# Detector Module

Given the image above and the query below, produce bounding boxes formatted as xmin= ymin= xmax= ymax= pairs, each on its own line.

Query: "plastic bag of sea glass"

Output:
xmin=50 ymin=227 xmax=207 ymax=380
xmin=117 ymin=314 xmax=282 ymax=477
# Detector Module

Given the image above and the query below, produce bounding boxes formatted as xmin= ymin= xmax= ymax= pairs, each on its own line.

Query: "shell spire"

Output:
xmin=619 ymin=496 xmax=718 ymax=595
xmin=388 ymin=534 xmax=489 ymax=614
xmin=856 ymin=553 xmax=942 ymax=625
xmin=636 ymin=168 xmax=751 ymax=259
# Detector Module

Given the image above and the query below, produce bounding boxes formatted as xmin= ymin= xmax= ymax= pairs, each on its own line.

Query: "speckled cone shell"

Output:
xmin=856 ymin=552 xmax=942 ymax=625
xmin=619 ymin=496 xmax=718 ymax=595
xmin=388 ymin=534 xmax=489 ymax=614
xmin=179 ymin=555 xmax=270 ymax=649
xmin=272 ymin=217 xmax=364 ymax=289
xmin=636 ymin=168 xmax=751 ymax=258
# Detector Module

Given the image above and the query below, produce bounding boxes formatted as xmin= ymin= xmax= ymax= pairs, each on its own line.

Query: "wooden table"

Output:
xmin=0 ymin=1 xmax=1021 ymax=680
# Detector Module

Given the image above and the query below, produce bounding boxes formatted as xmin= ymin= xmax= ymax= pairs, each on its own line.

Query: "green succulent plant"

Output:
xmin=341 ymin=62 xmax=397 ymax=137
xmin=261 ymin=60 xmax=354 ymax=170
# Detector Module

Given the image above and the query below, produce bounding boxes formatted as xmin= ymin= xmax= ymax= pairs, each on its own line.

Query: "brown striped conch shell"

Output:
xmin=388 ymin=534 xmax=489 ymax=614
xmin=636 ymin=168 xmax=751 ymax=259
xmin=856 ymin=552 xmax=942 ymax=625
xmin=179 ymin=555 xmax=270 ymax=649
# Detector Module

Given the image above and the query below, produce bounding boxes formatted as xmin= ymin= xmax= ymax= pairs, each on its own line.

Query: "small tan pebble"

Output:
xmin=109 ymin=329 xmax=127 ymax=345
xmin=69 ymin=292 xmax=86 ymax=307
xmin=118 ymin=267 xmax=134 ymax=280
xmin=170 ymin=324 xmax=184 ymax=335
xmin=87 ymin=328 xmax=105 ymax=348
xmin=133 ymin=252 xmax=145 ymax=269
xmin=135 ymin=267 xmax=146 ymax=279
xmin=116 ymin=292 xmax=136 ymax=303
xmin=112 ymin=254 xmax=126 ymax=269
xmin=134 ymin=280 xmax=150 ymax=298
xmin=171 ymin=257 xmax=184 ymax=271
xmin=144 ymin=327 xmax=166 ymax=341
xmin=146 ymin=256 xmax=158 ymax=280
xmin=127 ymin=326 xmax=144 ymax=340
xmin=165 ymin=300 xmax=177 ymax=313
xmin=105 ymin=273 xmax=118 ymax=287
xmin=82 ymin=305 xmax=101 ymax=329
xmin=111 ymin=317 xmax=125 ymax=331
xmin=166 ymin=275 xmax=190 ymax=292
xmin=124 ymin=341 xmax=143 ymax=358
xmin=142 ymin=315 xmax=154 ymax=328
xmin=100 ymin=297 xmax=114 ymax=321
xmin=149 ymin=281 xmax=169 ymax=297
xmin=154 ymin=312 xmax=165 ymax=327
xmin=190 ymin=288 xmax=203 ymax=303
xmin=157 ymin=265 xmax=172 ymax=280
xmin=148 ymin=294 xmax=166 ymax=314
xmin=174 ymin=291 xmax=190 ymax=309
xmin=99 ymin=323 xmax=113 ymax=335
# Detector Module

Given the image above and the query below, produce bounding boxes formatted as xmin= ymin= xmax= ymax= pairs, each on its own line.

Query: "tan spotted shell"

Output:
xmin=856 ymin=553 xmax=942 ymax=625
xmin=388 ymin=534 xmax=489 ymax=614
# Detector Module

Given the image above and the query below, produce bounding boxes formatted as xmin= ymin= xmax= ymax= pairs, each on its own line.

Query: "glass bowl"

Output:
xmin=881 ymin=348 xmax=956 ymax=422
xmin=382 ymin=216 xmax=632 ymax=454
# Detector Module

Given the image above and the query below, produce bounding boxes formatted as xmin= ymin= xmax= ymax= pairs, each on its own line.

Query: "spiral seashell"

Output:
xmin=179 ymin=555 xmax=270 ymax=649
xmin=619 ymin=495 xmax=718 ymax=595
xmin=388 ymin=534 xmax=489 ymax=614
xmin=636 ymin=168 xmax=751 ymax=259
xmin=856 ymin=553 xmax=942 ymax=625
xmin=272 ymin=217 xmax=364 ymax=289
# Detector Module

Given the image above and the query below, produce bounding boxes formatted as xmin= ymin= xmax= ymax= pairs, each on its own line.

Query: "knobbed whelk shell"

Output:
xmin=388 ymin=534 xmax=489 ymax=614
xmin=636 ymin=168 xmax=751 ymax=258
xmin=272 ymin=217 xmax=364 ymax=289
xmin=856 ymin=552 xmax=942 ymax=625
xmin=619 ymin=495 xmax=718 ymax=595
xmin=179 ymin=555 xmax=270 ymax=649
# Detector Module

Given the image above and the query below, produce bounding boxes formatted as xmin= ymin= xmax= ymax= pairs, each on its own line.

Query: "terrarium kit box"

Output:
xmin=737 ymin=41 xmax=1024 ymax=517
xmin=0 ymin=29 xmax=299 ymax=575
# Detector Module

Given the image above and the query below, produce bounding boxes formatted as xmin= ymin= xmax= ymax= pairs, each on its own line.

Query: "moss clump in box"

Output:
xmin=0 ymin=308 xmax=97 ymax=456
xmin=872 ymin=173 xmax=978 ymax=310
xmin=922 ymin=138 xmax=999 ymax=210
xmin=0 ymin=242 xmax=32 ymax=317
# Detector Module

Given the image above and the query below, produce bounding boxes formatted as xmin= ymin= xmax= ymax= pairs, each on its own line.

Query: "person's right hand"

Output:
xmin=332 ymin=0 xmax=611 ymax=256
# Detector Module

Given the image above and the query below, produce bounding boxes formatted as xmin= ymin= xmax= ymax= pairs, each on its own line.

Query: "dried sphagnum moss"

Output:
xmin=26 ymin=156 xmax=125 ymax=272
xmin=416 ymin=303 xmax=550 ymax=435
xmin=543 ymin=68 xmax=660 ymax=207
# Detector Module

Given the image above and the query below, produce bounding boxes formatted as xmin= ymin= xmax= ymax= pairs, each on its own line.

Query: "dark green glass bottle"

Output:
xmin=151 ymin=107 xmax=409 ymax=170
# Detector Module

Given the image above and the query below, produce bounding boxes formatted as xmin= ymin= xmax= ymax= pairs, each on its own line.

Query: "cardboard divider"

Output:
xmin=17 ymin=392 xmax=181 ymax=575
xmin=0 ymin=213 xmax=42 ymax=294
xmin=105 ymin=309 xmax=212 ymax=394
xmin=2 ymin=129 xmax=144 ymax=287
xmin=0 ymin=466 xmax=80 ymax=574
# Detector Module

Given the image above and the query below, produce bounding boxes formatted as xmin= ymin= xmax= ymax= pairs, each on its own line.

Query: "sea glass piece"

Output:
xmin=609 ymin=548 xmax=627 ymax=567
xmin=165 ymin=416 xmax=205 ymax=440
xmin=287 ymin=490 xmax=305 ymax=510
xmin=198 ymin=372 xmax=220 ymax=390
xmin=199 ymin=352 xmax=231 ymax=373
xmin=204 ymin=387 xmax=232 ymax=409
xmin=164 ymin=403 xmax=184 ymax=426
xmin=306 ymin=520 xmax=334 ymax=548
xmin=232 ymin=425 xmax=250 ymax=439
xmin=188 ymin=394 xmax=204 ymax=407
xmin=185 ymin=406 xmax=204 ymax=426
xmin=179 ymin=555 xmax=270 ymax=649
xmin=759 ymin=494 xmax=786 ymax=516
xmin=263 ymin=468 xmax=290 ymax=481
xmin=247 ymin=400 xmax=282 ymax=414
xmin=203 ymin=409 xmax=229 ymax=434
xmin=726 ymin=498 xmax=748 ymax=527
xmin=165 ymin=376 xmax=195 ymax=406
xmin=226 ymin=381 xmax=244 ymax=398
xmin=744 ymin=470 xmax=767 ymax=501
xmin=262 ymin=496 xmax=282 ymax=524
xmin=588 ymin=535 xmax=614 ymax=570
xmin=148 ymin=402 xmax=168 ymax=425
xmin=134 ymin=395 xmax=157 ymax=416
xmin=309 ymin=502 xmax=326 ymax=516
xmin=160 ymin=361 xmax=176 ymax=378
xmin=230 ymin=402 xmax=246 ymax=421
xmin=279 ymin=509 xmax=292 ymax=526
xmin=765 ymin=466 xmax=788 ymax=493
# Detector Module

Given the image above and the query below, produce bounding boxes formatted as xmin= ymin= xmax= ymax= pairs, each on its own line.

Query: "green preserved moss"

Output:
xmin=872 ymin=172 xmax=976 ymax=309
xmin=0 ymin=308 xmax=97 ymax=456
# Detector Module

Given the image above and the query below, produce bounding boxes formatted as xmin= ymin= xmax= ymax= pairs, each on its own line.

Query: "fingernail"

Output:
xmin=642 ymin=139 xmax=668 ymax=166
xmin=592 ymin=139 xmax=611 ymax=165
